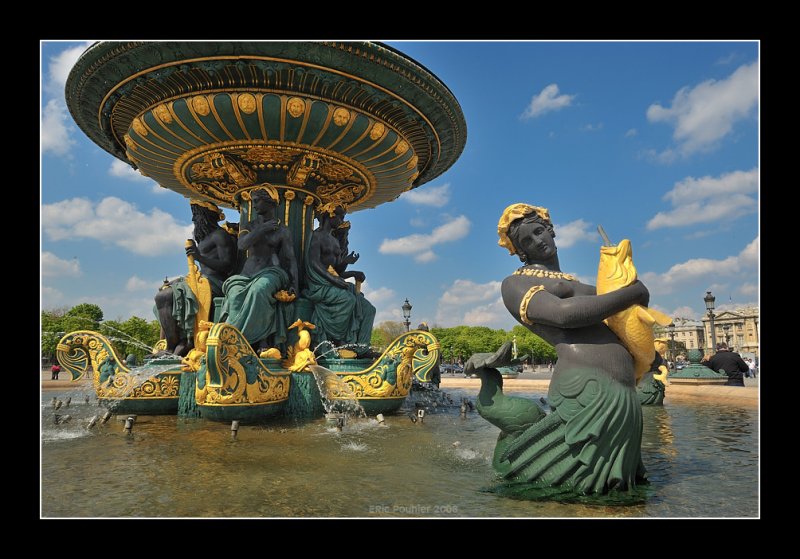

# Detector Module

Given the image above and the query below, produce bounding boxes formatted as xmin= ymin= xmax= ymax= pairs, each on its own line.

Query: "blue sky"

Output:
xmin=41 ymin=41 xmax=759 ymax=330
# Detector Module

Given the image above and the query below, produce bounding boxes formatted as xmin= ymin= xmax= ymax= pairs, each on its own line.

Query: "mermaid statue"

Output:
xmin=467 ymin=203 xmax=652 ymax=495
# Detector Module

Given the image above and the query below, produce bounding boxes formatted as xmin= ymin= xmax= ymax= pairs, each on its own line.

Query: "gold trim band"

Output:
xmin=519 ymin=285 xmax=546 ymax=326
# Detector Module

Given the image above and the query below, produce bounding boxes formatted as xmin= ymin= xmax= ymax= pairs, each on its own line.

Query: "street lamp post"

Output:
xmin=704 ymin=291 xmax=717 ymax=350
xmin=401 ymin=298 xmax=412 ymax=332
xmin=667 ymin=323 xmax=676 ymax=365
xmin=450 ymin=345 xmax=454 ymax=364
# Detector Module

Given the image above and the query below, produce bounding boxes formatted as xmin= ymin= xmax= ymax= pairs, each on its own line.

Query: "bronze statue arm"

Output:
xmin=339 ymin=270 xmax=366 ymax=282
xmin=237 ymin=219 xmax=279 ymax=251
xmin=307 ymin=234 xmax=349 ymax=289
xmin=186 ymin=232 xmax=237 ymax=276
xmin=277 ymin=229 xmax=300 ymax=293
xmin=502 ymin=276 xmax=649 ymax=329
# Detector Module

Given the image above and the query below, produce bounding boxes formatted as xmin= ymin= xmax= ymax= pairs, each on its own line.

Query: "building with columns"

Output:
xmin=701 ymin=306 xmax=759 ymax=357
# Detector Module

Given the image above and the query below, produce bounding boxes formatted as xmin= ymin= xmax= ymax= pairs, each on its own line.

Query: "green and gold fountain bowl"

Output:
xmin=65 ymin=41 xmax=466 ymax=211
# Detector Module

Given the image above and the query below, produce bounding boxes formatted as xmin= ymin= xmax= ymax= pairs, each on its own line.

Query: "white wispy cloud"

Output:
xmin=399 ymin=183 xmax=450 ymax=207
xmin=42 ymin=197 xmax=193 ymax=256
xmin=42 ymin=251 xmax=81 ymax=278
xmin=41 ymin=99 xmax=75 ymax=157
xmin=125 ymin=275 xmax=163 ymax=292
xmin=109 ymin=160 xmax=165 ymax=194
xmin=42 ymin=42 xmax=93 ymax=158
xmin=379 ymin=215 xmax=470 ymax=263
xmin=361 ymin=282 xmax=401 ymax=323
xmin=581 ymin=122 xmax=603 ymax=132
xmin=41 ymin=286 xmax=64 ymax=309
xmin=641 ymin=237 xmax=758 ymax=295
xmin=670 ymin=306 xmax=700 ymax=321
xmin=647 ymin=168 xmax=757 ymax=230
xmin=554 ymin=219 xmax=600 ymax=248
xmin=46 ymin=41 xmax=93 ymax=94
xmin=738 ymin=283 xmax=758 ymax=296
xmin=435 ymin=279 xmax=509 ymax=328
xmin=647 ymin=61 xmax=758 ymax=158
xmin=625 ymin=128 xmax=638 ymax=137
xmin=521 ymin=84 xmax=576 ymax=119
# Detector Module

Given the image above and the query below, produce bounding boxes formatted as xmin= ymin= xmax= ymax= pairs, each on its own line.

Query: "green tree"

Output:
xmin=66 ymin=303 xmax=104 ymax=323
xmin=41 ymin=308 xmax=67 ymax=362
xmin=100 ymin=316 xmax=161 ymax=362
xmin=375 ymin=321 xmax=405 ymax=343
xmin=370 ymin=329 xmax=388 ymax=351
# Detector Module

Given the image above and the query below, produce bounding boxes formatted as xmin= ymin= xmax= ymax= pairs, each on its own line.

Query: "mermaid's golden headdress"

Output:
xmin=190 ymin=199 xmax=225 ymax=222
xmin=497 ymin=203 xmax=552 ymax=256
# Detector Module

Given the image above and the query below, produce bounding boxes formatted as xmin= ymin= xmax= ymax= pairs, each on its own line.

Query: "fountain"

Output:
xmin=57 ymin=41 xmax=462 ymax=422
xmin=43 ymin=42 xmax=758 ymax=516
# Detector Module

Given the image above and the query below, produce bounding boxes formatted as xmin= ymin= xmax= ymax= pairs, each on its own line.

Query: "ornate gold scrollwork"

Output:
xmin=199 ymin=323 xmax=291 ymax=405
xmin=56 ymin=331 xmax=181 ymax=399
xmin=329 ymin=331 xmax=440 ymax=399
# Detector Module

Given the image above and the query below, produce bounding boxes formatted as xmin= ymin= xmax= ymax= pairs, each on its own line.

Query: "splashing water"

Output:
xmin=312 ymin=342 xmax=371 ymax=360
xmin=307 ymin=364 xmax=366 ymax=418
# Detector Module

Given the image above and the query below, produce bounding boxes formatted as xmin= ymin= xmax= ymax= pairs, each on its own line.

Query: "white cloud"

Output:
xmin=361 ymin=282 xmax=402 ymax=323
xmin=361 ymin=283 xmax=395 ymax=306
xmin=435 ymin=279 xmax=510 ymax=328
xmin=625 ymin=128 xmax=638 ymax=138
xmin=42 ymin=252 xmax=81 ymax=278
xmin=670 ymin=306 xmax=699 ymax=321
xmin=738 ymin=283 xmax=758 ymax=296
xmin=554 ymin=219 xmax=599 ymax=248
xmin=647 ymin=168 xmax=758 ymax=230
xmin=379 ymin=215 xmax=470 ymax=263
xmin=399 ymin=183 xmax=450 ymax=207
xmin=46 ymin=41 xmax=93 ymax=94
xmin=647 ymin=61 xmax=758 ymax=157
xmin=42 ymin=286 xmax=64 ymax=308
xmin=521 ymin=84 xmax=576 ymax=119
xmin=716 ymin=53 xmax=738 ymax=66
xmin=581 ymin=122 xmax=603 ymax=132
xmin=125 ymin=275 xmax=163 ymax=292
xmin=109 ymin=159 xmax=164 ymax=192
xmin=42 ymin=42 xmax=93 ymax=158
xmin=42 ymin=197 xmax=193 ymax=256
xmin=409 ymin=217 xmax=426 ymax=227
xmin=640 ymin=236 xmax=758 ymax=295
xmin=41 ymin=99 xmax=75 ymax=157
xmin=462 ymin=298 xmax=508 ymax=327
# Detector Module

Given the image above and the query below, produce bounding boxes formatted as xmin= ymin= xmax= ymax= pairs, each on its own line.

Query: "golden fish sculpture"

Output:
xmin=596 ymin=238 xmax=672 ymax=384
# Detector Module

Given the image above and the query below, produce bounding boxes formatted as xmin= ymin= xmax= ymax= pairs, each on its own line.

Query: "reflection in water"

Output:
xmin=41 ymin=390 xmax=758 ymax=517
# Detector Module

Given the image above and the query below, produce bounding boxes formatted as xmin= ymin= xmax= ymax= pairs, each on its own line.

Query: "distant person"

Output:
xmin=50 ymin=364 xmax=61 ymax=380
xmin=747 ymin=358 xmax=757 ymax=379
xmin=707 ymin=343 xmax=749 ymax=387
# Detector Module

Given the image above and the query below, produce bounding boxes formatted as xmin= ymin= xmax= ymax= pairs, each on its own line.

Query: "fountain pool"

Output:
xmin=41 ymin=388 xmax=758 ymax=517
